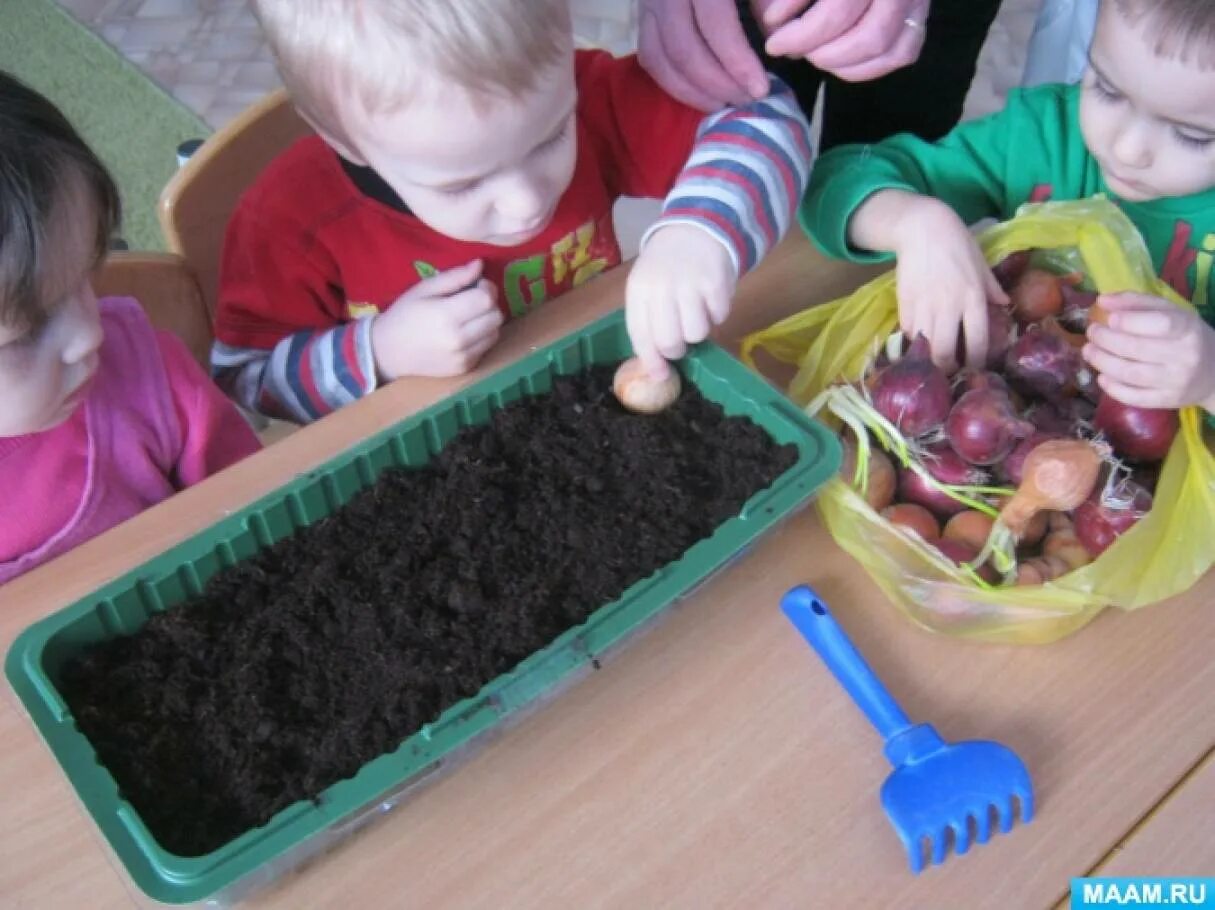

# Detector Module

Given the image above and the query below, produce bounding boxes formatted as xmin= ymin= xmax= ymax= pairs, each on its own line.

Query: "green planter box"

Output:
xmin=6 ymin=311 xmax=839 ymax=906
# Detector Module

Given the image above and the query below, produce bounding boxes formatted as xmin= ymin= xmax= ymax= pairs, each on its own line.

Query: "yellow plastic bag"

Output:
xmin=742 ymin=198 xmax=1215 ymax=644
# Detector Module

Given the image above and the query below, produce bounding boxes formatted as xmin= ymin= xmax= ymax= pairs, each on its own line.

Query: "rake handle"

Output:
xmin=780 ymin=585 xmax=912 ymax=740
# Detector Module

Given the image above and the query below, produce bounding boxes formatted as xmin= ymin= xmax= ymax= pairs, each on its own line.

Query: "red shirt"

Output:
xmin=216 ymin=51 xmax=705 ymax=351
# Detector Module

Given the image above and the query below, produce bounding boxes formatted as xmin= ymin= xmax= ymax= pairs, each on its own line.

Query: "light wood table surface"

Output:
xmin=1 ymin=233 xmax=1211 ymax=909
xmin=1086 ymin=749 xmax=1215 ymax=883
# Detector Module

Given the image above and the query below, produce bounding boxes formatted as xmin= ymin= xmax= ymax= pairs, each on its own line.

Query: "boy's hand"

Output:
xmin=370 ymin=260 xmax=503 ymax=381
xmin=849 ymin=191 xmax=1008 ymax=371
xmin=626 ymin=224 xmax=736 ymax=376
xmin=1083 ymin=292 xmax=1215 ymax=411
xmin=892 ymin=200 xmax=1008 ymax=371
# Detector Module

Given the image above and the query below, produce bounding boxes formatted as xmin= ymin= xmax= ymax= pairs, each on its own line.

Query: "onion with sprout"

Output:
xmin=870 ymin=334 xmax=951 ymax=437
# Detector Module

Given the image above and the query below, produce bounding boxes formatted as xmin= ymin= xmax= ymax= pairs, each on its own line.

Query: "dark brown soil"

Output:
xmin=58 ymin=366 xmax=796 ymax=857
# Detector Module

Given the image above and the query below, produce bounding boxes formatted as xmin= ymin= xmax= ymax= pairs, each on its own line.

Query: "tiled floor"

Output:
xmin=56 ymin=0 xmax=640 ymax=128
xmin=58 ymin=0 xmax=1041 ymax=131
xmin=56 ymin=0 xmax=274 ymax=129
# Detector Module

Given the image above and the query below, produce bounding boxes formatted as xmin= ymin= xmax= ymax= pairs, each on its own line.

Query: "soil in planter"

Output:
xmin=59 ymin=365 xmax=797 ymax=857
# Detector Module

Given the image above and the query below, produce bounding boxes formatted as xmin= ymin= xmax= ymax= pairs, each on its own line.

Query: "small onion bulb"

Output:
xmin=613 ymin=357 xmax=681 ymax=414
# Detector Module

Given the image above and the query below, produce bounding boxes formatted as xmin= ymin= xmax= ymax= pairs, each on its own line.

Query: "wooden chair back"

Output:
xmin=158 ymin=89 xmax=312 ymax=319
xmin=94 ymin=251 xmax=211 ymax=367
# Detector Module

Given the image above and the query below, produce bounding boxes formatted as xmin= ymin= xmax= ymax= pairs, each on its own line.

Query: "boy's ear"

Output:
xmin=294 ymin=105 xmax=368 ymax=166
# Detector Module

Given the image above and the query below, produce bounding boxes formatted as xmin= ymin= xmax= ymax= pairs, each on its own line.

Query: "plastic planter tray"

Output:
xmin=5 ymin=310 xmax=840 ymax=906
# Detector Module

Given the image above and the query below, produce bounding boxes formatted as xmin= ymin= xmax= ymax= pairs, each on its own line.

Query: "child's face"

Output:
xmin=0 ymin=187 xmax=104 ymax=437
xmin=1079 ymin=4 xmax=1215 ymax=203
xmin=333 ymin=47 xmax=579 ymax=246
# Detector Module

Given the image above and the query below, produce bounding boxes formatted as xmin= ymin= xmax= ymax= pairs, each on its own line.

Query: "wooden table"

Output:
xmin=2 ymin=233 xmax=1212 ymax=909
xmin=1086 ymin=750 xmax=1215 ymax=884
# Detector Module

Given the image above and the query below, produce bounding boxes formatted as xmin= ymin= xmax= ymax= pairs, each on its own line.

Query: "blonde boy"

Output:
xmin=214 ymin=0 xmax=811 ymax=422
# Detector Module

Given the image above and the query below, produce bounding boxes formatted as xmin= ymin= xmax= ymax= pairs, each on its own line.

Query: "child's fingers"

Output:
xmin=983 ymin=267 xmax=1010 ymax=307
xmin=654 ymin=300 xmax=688 ymax=361
xmin=1101 ymin=307 xmax=1180 ymax=338
xmin=1094 ymin=291 xmax=1182 ymax=335
xmin=445 ymin=281 xmax=499 ymax=320
xmin=678 ymin=293 xmax=712 ymax=345
xmin=961 ymin=302 xmax=989 ymax=371
xmin=1095 ymin=291 xmax=1168 ymax=312
xmin=626 ymin=296 xmax=665 ymax=375
xmin=413 ymin=259 xmax=484 ymax=298
xmin=898 ymin=279 xmax=957 ymax=370
xmin=927 ymin=311 xmax=960 ymax=372
xmin=460 ymin=330 xmax=500 ymax=369
xmin=457 ymin=308 xmax=504 ymax=346
xmin=1084 ymin=326 xmax=1172 ymax=365
xmin=705 ymin=284 xmax=732 ymax=325
xmin=896 ymin=292 xmax=927 ymax=342
xmin=1096 ymin=373 xmax=1178 ymax=410
xmin=1082 ymin=343 xmax=1166 ymax=389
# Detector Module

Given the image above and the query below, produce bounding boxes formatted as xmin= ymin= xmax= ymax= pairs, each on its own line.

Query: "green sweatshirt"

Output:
xmin=801 ymin=83 xmax=1215 ymax=324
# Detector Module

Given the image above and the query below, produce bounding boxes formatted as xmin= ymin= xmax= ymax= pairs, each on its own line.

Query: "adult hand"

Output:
xmin=638 ymin=0 xmax=771 ymax=111
xmin=761 ymin=0 xmax=931 ymax=82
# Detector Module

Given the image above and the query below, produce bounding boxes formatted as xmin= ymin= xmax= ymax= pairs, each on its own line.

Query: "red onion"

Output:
xmin=946 ymin=388 xmax=1035 ymax=466
xmin=1131 ymin=463 xmax=1160 ymax=496
xmin=1004 ymin=327 xmax=1093 ymax=402
xmin=1028 ymin=397 xmax=1095 ymax=434
xmin=898 ymin=465 xmax=970 ymax=517
xmin=1092 ymin=395 xmax=1179 ymax=462
xmin=1073 ymin=478 xmax=1154 ymax=556
xmin=987 ymin=303 xmax=1017 ymax=368
xmin=999 ymin=430 xmax=1063 ymax=485
xmin=991 ymin=251 xmax=1031 ymax=291
xmin=954 ymin=369 xmax=1009 ymax=396
xmin=870 ymin=334 xmax=951 ymax=437
xmin=897 ymin=442 xmax=988 ymax=517
xmin=1060 ymin=283 xmax=1098 ymax=329
xmin=1068 ymin=395 xmax=1097 ymax=423
xmin=923 ymin=441 xmax=988 ymax=484
xmin=1026 ymin=402 xmax=1072 ymax=434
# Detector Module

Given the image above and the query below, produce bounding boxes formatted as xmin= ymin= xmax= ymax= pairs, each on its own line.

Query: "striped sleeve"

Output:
xmin=643 ymin=77 xmax=813 ymax=275
xmin=210 ymin=317 xmax=378 ymax=424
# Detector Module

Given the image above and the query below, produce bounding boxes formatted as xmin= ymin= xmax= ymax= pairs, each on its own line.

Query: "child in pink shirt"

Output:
xmin=0 ymin=72 xmax=261 ymax=585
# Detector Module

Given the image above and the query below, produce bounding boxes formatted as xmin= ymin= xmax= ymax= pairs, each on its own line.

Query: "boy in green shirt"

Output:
xmin=801 ymin=0 xmax=1215 ymax=416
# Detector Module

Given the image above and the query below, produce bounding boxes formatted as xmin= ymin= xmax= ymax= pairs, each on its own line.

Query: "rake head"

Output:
xmin=880 ymin=723 xmax=1034 ymax=873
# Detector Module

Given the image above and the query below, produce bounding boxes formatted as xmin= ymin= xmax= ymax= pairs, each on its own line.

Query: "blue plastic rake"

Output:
xmin=780 ymin=585 xmax=1034 ymax=873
